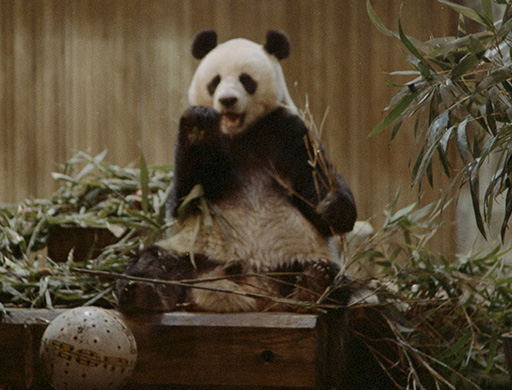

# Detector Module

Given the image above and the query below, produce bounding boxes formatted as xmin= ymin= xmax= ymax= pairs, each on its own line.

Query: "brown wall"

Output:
xmin=0 ymin=0 xmax=457 ymax=252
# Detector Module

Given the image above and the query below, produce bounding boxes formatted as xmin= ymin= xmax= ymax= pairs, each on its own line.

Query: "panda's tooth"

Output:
xmin=222 ymin=112 xmax=244 ymax=130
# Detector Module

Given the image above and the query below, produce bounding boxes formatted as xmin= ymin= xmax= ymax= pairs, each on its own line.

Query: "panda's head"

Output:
xmin=188 ymin=29 xmax=297 ymax=135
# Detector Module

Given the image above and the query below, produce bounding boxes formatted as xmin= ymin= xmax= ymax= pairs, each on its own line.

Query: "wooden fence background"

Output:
xmin=0 ymin=0 xmax=458 ymax=254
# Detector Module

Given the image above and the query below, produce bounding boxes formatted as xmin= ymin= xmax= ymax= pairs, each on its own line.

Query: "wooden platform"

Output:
xmin=0 ymin=309 xmax=333 ymax=389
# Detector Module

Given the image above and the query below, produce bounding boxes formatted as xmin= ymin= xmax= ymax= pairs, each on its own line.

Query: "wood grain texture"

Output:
xmin=504 ymin=333 xmax=512 ymax=382
xmin=0 ymin=309 xmax=329 ymax=389
xmin=0 ymin=0 xmax=457 ymax=254
xmin=129 ymin=324 xmax=323 ymax=387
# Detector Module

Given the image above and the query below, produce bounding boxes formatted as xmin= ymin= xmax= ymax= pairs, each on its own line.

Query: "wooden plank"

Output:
xmin=0 ymin=323 xmax=48 ymax=389
xmin=503 ymin=333 xmax=512 ymax=381
xmin=46 ymin=226 xmax=118 ymax=262
xmin=0 ymin=325 xmax=27 ymax=384
xmin=0 ymin=309 xmax=327 ymax=389
xmin=125 ymin=312 xmax=321 ymax=329
xmin=3 ymin=309 xmax=319 ymax=329
xmin=129 ymin=323 xmax=323 ymax=388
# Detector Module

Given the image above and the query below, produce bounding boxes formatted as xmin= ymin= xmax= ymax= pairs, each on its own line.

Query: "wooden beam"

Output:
xmin=503 ymin=333 xmax=512 ymax=381
xmin=0 ymin=309 xmax=330 ymax=389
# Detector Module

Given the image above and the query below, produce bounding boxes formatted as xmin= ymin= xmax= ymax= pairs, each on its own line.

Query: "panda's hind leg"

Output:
xmin=115 ymin=246 xmax=197 ymax=313
xmin=287 ymin=260 xmax=350 ymax=310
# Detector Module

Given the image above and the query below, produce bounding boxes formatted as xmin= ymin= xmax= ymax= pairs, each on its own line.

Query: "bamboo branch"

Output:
xmin=71 ymin=267 xmax=341 ymax=312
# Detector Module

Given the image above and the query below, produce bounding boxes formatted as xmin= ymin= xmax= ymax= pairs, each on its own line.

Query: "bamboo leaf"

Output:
xmin=412 ymin=111 xmax=450 ymax=186
xmin=439 ymin=331 xmax=472 ymax=361
xmin=410 ymin=201 xmax=436 ymax=222
xmin=188 ymin=218 xmax=200 ymax=269
xmin=485 ymin=334 xmax=500 ymax=373
xmin=139 ymin=150 xmax=150 ymax=214
xmin=388 ymin=203 xmax=417 ymax=225
xmin=496 ymin=276 xmax=512 ymax=286
xmin=450 ymin=53 xmax=479 ymax=80
xmin=437 ymin=145 xmax=451 ymax=178
xmin=369 ymin=91 xmax=419 ymax=137
xmin=176 ymin=184 xmax=204 ymax=220
xmin=389 ymin=119 xmax=403 ymax=145
xmin=457 ymin=14 xmax=466 ymax=38
xmin=389 ymin=90 xmax=426 ymax=144
xmin=199 ymin=198 xmax=213 ymax=229
xmin=366 ymin=0 xmax=397 ymax=38
xmin=438 ymin=0 xmax=491 ymax=28
xmin=481 ymin=0 xmax=494 ymax=25
xmin=357 ymin=250 xmax=385 ymax=260
xmin=475 ymin=64 xmax=512 ymax=94
xmin=412 ymin=143 xmax=426 ymax=186
xmin=426 ymin=159 xmax=434 ymax=187
xmin=496 ymin=14 xmax=512 ymax=42
xmin=456 ymin=119 xmax=472 ymax=165
xmin=439 ymin=125 xmax=454 ymax=155
xmin=469 ymin=163 xmax=487 ymax=239
xmin=485 ymin=93 xmax=497 ymax=135
xmin=501 ymin=188 xmax=512 ymax=240
xmin=398 ymin=18 xmax=434 ymax=78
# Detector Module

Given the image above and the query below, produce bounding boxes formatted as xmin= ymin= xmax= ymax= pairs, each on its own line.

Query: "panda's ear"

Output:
xmin=264 ymin=30 xmax=290 ymax=60
xmin=192 ymin=30 xmax=218 ymax=59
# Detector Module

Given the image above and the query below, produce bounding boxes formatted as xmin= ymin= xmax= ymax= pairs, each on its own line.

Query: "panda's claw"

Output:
xmin=178 ymin=107 xmax=222 ymax=148
xmin=180 ymin=107 xmax=220 ymax=132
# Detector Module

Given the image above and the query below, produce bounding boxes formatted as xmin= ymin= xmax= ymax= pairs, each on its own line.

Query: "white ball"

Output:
xmin=40 ymin=306 xmax=137 ymax=390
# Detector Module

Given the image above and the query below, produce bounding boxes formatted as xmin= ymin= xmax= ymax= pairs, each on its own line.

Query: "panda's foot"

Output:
xmin=115 ymin=246 xmax=194 ymax=313
xmin=116 ymin=279 xmax=182 ymax=313
xmin=289 ymin=260 xmax=339 ymax=310
xmin=179 ymin=106 xmax=220 ymax=145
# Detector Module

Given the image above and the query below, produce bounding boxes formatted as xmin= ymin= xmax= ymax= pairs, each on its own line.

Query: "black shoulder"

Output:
xmin=234 ymin=108 xmax=307 ymax=158
xmin=166 ymin=106 xmax=238 ymax=219
xmin=237 ymin=107 xmax=357 ymax=236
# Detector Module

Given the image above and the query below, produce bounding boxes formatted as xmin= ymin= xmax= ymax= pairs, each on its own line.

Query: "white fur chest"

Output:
xmin=159 ymin=172 xmax=333 ymax=269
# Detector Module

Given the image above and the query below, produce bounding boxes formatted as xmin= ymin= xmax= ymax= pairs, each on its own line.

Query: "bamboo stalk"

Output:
xmin=71 ymin=267 xmax=340 ymax=312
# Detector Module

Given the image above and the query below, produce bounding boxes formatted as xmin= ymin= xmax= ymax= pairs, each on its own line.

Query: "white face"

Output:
xmin=188 ymin=38 xmax=296 ymax=135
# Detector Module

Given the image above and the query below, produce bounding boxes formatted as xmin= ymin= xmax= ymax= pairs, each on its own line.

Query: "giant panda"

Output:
xmin=115 ymin=30 xmax=402 ymax=390
xmin=117 ymin=30 xmax=357 ymax=312
xmin=115 ymin=29 xmax=357 ymax=313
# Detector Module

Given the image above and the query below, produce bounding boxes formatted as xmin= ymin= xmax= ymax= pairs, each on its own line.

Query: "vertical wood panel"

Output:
xmin=0 ymin=0 xmax=458 ymax=254
xmin=0 ymin=0 xmax=15 ymax=202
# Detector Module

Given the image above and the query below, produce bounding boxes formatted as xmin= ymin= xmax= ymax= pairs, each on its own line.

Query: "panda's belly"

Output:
xmin=159 ymin=173 xmax=333 ymax=269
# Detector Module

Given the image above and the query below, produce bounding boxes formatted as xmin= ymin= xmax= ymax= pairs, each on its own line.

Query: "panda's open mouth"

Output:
xmin=221 ymin=112 xmax=246 ymax=132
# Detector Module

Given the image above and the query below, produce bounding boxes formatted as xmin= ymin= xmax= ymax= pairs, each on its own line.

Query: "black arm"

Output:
xmin=166 ymin=106 xmax=236 ymax=218
xmin=168 ymin=106 xmax=356 ymax=235
xmin=237 ymin=108 xmax=357 ymax=235
xmin=290 ymin=125 xmax=356 ymax=235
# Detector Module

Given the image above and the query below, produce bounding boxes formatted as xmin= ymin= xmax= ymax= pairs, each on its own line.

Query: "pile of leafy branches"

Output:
xmin=0 ymin=151 xmax=510 ymax=388
xmin=2 ymin=3 xmax=512 ymax=379
xmin=347 ymin=195 xmax=512 ymax=389
xmin=367 ymin=0 xmax=512 ymax=240
xmin=362 ymin=0 xmax=512 ymax=387
xmin=0 ymin=151 xmax=173 ymax=309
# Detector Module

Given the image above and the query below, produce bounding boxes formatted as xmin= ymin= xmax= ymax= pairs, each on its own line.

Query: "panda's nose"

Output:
xmin=219 ymin=97 xmax=238 ymax=108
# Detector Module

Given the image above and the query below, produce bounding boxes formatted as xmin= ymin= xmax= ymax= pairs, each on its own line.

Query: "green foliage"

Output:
xmin=0 ymin=151 xmax=173 ymax=309
xmin=368 ymin=0 xmax=512 ymax=240
xmin=348 ymin=197 xmax=512 ymax=389
xmin=1 ymin=151 xmax=511 ymax=388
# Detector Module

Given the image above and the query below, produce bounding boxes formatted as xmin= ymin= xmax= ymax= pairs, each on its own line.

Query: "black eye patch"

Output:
xmin=207 ymin=75 xmax=221 ymax=96
xmin=239 ymin=73 xmax=257 ymax=95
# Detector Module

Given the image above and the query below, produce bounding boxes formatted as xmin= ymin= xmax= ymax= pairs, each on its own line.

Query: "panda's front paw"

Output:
xmin=115 ymin=246 xmax=193 ymax=313
xmin=288 ymin=260 xmax=338 ymax=310
xmin=299 ymin=260 xmax=337 ymax=289
xmin=179 ymin=106 xmax=221 ymax=145
xmin=315 ymin=189 xmax=357 ymax=234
